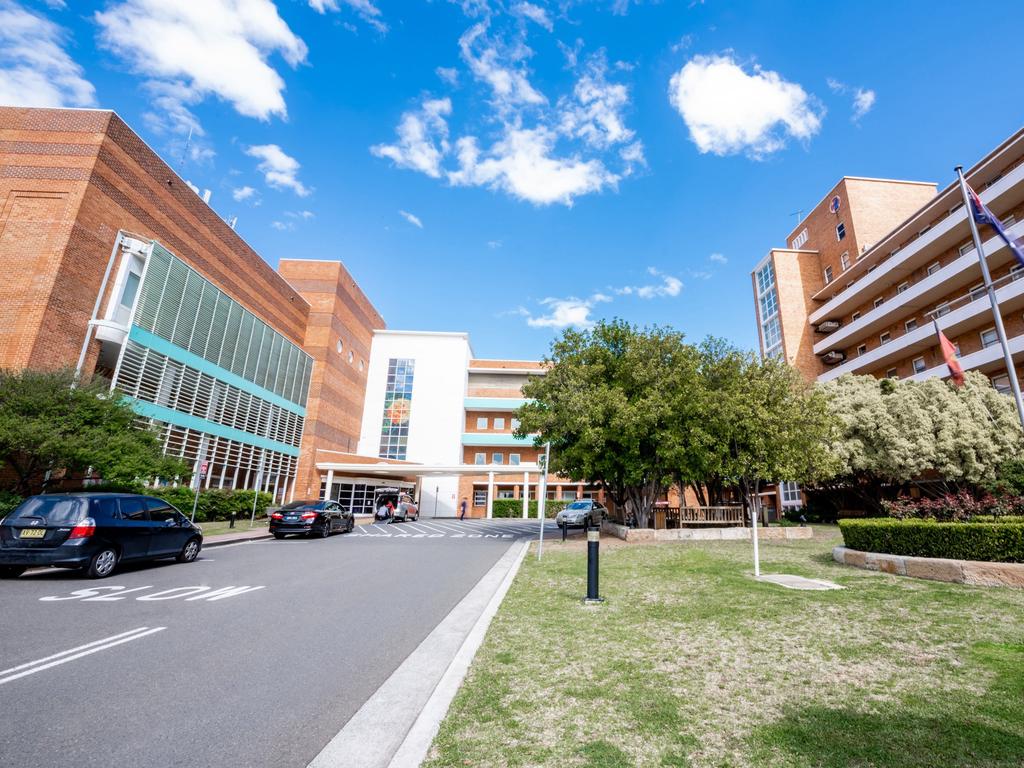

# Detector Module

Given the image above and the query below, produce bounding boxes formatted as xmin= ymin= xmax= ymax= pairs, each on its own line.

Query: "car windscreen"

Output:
xmin=7 ymin=497 xmax=87 ymax=525
xmin=565 ymin=501 xmax=592 ymax=511
xmin=280 ymin=501 xmax=320 ymax=510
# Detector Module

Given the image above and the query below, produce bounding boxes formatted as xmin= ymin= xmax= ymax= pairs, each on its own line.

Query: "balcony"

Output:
xmin=461 ymin=432 xmax=537 ymax=447
xmin=808 ymin=161 xmax=1024 ymax=325
xmin=817 ymin=271 xmax=1024 ymax=382
xmin=910 ymin=331 xmax=1024 ymax=381
xmin=813 ymin=219 xmax=1024 ymax=357
xmin=463 ymin=396 xmax=531 ymax=411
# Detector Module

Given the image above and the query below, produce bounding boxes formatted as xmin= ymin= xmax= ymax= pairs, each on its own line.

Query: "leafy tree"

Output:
xmin=820 ymin=371 xmax=1024 ymax=511
xmin=688 ymin=345 xmax=839 ymax=522
xmin=515 ymin=320 xmax=702 ymax=528
xmin=0 ymin=368 xmax=186 ymax=495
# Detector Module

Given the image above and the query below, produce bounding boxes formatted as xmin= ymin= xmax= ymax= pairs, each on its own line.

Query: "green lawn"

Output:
xmin=424 ymin=527 xmax=1024 ymax=768
xmin=197 ymin=519 xmax=268 ymax=537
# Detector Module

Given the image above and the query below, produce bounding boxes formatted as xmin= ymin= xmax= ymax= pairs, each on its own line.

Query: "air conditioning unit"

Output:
xmin=815 ymin=320 xmax=841 ymax=333
xmin=821 ymin=350 xmax=846 ymax=365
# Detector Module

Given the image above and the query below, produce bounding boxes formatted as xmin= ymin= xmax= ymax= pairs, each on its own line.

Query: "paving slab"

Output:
xmin=756 ymin=573 xmax=843 ymax=590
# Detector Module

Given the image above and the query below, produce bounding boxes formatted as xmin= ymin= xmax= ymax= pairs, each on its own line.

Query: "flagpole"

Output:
xmin=955 ymin=165 xmax=1024 ymax=432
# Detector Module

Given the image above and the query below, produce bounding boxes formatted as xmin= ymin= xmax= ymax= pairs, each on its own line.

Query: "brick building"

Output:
xmin=751 ymin=126 xmax=1024 ymax=511
xmin=0 ymin=106 xmax=379 ymax=502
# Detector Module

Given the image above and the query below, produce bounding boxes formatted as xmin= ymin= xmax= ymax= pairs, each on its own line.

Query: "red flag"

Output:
xmin=934 ymin=321 xmax=964 ymax=386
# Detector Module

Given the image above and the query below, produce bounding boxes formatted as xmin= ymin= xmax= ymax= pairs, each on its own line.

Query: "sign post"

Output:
xmin=537 ymin=442 xmax=550 ymax=561
xmin=190 ymin=438 xmax=209 ymax=523
xmin=249 ymin=453 xmax=266 ymax=528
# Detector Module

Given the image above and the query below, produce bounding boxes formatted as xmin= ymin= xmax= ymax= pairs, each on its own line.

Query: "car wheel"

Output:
xmin=86 ymin=547 xmax=118 ymax=579
xmin=346 ymin=518 xmax=354 ymax=533
xmin=176 ymin=537 xmax=201 ymax=563
xmin=319 ymin=522 xmax=331 ymax=538
xmin=273 ymin=532 xmax=286 ymax=540
xmin=0 ymin=565 xmax=26 ymax=579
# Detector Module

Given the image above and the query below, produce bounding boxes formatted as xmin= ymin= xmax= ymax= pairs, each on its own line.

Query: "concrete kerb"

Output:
xmin=601 ymin=520 xmax=814 ymax=543
xmin=308 ymin=539 xmax=530 ymax=768
xmin=833 ymin=546 xmax=1024 ymax=588
xmin=202 ymin=531 xmax=273 ymax=548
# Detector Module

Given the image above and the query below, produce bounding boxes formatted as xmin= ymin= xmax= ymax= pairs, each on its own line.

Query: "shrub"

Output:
xmin=0 ymin=490 xmax=23 ymax=518
xmin=840 ymin=518 xmax=1024 ymax=563
xmin=883 ymin=490 xmax=1024 ymax=522
xmin=490 ymin=499 xmax=570 ymax=519
xmin=123 ymin=486 xmax=273 ymax=522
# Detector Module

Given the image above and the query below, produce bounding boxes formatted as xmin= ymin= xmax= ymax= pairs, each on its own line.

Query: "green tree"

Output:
xmin=0 ymin=368 xmax=186 ymax=495
xmin=820 ymin=371 xmax=1024 ymax=511
xmin=691 ymin=346 xmax=838 ymax=522
xmin=515 ymin=320 xmax=702 ymax=528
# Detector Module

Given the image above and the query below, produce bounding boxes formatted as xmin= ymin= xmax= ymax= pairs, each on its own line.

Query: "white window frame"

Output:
xmin=474 ymin=452 xmax=486 ymax=465
xmin=879 ymin=332 xmax=891 ymax=345
xmin=912 ymin=357 xmax=927 ymax=374
xmin=791 ymin=228 xmax=809 ymax=249
xmin=980 ymin=327 xmax=999 ymax=349
xmin=856 ymin=344 xmax=867 ymax=357
xmin=969 ymin=283 xmax=985 ymax=301
xmin=959 ymin=241 xmax=974 ymax=257
xmin=905 ymin=319 xmax=918 ymax=332
xmin=473 ymin=489 xmax=487 ymax=507
xmin=836 ymin=222 xmax=846 ymax=241
xmin=897 ymin=282 xmax=909 ymax=294
xmin=780 ymin=481 xmax=801 ymax=506
xmin=927 ymin=262 xmax=941 ymax=276
xmin=493 ymin=417 xmax=506 ymax=430
xmin=510 ymin=417 xmax=521 ymax=431
xmin=874 ymin=297 xmax=885 ymax=309
xmin=509 ymin=453 xmax=521 ymax=466
xmin=823 ymin=265 xmax=834 ymax=284
xmin=476 ymin=416 xmax=488 ymax=430
xmin=851 ymin=311 xmax=861 ymax=322
xmin=934 ymin=302 xmax=950 ymax=318
xmin=993 ymin=374 xmax=1011 ymax=394
xmin=492 ymin=452 xmax=504 ymax=465
xmin=840 ymin=252 xmax=851 ymax=271
xmin=886 ymin=368 xmax=899 ymax=379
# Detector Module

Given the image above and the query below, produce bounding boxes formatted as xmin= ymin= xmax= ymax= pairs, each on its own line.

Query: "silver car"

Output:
xmin=555 ymin=500 xmax=608 ymax=530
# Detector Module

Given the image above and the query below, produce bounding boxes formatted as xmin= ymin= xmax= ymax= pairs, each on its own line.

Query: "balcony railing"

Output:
xmin=652 ymin=506 xmax=745 ymax=529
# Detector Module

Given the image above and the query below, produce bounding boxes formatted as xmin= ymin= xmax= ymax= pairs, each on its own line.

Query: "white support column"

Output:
xmin=272 ymin=474 xmax=280 ymax=505
xmin=486 ymin=471 xmax=495 ymax=519
xmin=325 ymin=469 xmax=335 ymax=501
xmin=522 ymin=471 xmax=529 ymax=519
xmin=230 ymin=466 xmax=239 ymax=491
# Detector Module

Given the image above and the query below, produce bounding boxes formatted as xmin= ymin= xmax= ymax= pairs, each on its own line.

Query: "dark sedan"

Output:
xmin=0 ymin=493 xmax=203 ymax=579
xmin=269 ymin=500 xmax=354 ymax=539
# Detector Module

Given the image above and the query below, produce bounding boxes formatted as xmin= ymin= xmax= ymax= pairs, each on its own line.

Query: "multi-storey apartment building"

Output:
xmin=753 ymin=127 xmax=1024 ymax=394
xmin=0 ymin=107 xmax=380 ymax=502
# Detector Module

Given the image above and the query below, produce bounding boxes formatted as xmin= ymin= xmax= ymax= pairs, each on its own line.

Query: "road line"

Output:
xmin=0 ymin=627 xmax=166 ymax=686
xmin=413 ymin=521 xmax=448 ymax=535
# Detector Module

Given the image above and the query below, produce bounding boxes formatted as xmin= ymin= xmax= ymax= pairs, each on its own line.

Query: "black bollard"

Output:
xmin=584 ymin=525 xmax=604 ymax=604
xmin=562 ymin=522 xmax=567 ymax=542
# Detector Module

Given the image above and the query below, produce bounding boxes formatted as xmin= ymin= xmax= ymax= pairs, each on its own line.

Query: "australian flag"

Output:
xmin=966 ymin=183 xmax=1024 ymax=268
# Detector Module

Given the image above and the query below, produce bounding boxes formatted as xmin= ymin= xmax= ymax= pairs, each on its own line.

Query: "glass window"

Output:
xmin=856 ymin=344 xmax=867 ymax=357
xmin=905 ymin=319 xmax=918 ymax=332
xmin=492 ymin=453 xmax=504 ymax=465
xmin=780 ymin=482 xmax=801 ymax=505
xmin=993 ymin=375 xmax=1011 ymax=394
xmin=379 ymin=358 xmax=415 ymax=460
xmin=840 ymin=252 xmax=850 ymax=271
xmin=476 ymin=416 xmax=488 ymax=430
xmin=497 ymin=488 xmax=515 ymax=500
xmin=851 ymin=311 xmax=861 ymax=322
xmin=897 ymin=282 xmax=909 ymax=294
xmin=836 ymin=222 xmax=846 ymax=241
xmin=1012 ymin=264 xmax=1024 ymax=281
xmin=927 ymin=262 xmax=941 ymax=276
xmin=473 ymin=489 xmax=487 ymax=507
xmin=119 ymin=497 xmax=148 ymax=520
xmin=980 ymin=328 xmax=999 ymax=348
xmin=912 ymin=357 xmax=927 ymax=374
xmin=509 ymin=454 xmax=521 ymax=465
xmin=755 ymin=262 xmax=775 ymax=296
xmin=493 ymin=417 xmax=506 ymax=430
xmin=823 ymin=265 xmax=834 ymax=284
xmin=969 ymin=284 xmax=986 ymax=301
xmin=144 ymin=498 xmax=177 ymax=522
xmin=91 ymin=497 xmax=120 ymax=521
xmin=874 ymin=297 xmax=884 ymax=309
xmin=8 ymin=496 xmax=85 ymax=525
xmin=934 ymin=302 xmax=950 ymax=318
xmin=959 ymin=242 xmax=974 ymax=257
xmin=510 ymin=418 xmax=521 ymax=431
xmin=474 ymin=452 xmax=486 ymax=465
xmin=879 ymin=332 xmax=891 ymax=345
xmin=560 ymin=490 xmax=578 ymax=501
xmin=886 ymin=368 xmax=899 ymax=379
xmin=120 ymin=271 xmax=141 ymax=309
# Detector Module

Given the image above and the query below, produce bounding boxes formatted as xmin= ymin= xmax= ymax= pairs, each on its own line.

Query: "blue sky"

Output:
xmin=3 ymin=1 xmax=1022 ymax=360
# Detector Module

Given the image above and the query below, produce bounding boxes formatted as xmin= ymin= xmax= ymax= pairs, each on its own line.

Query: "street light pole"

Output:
xmin=537 ymin=441 xmax=550 ymax=561
xmin=955 ymin=166 xmax=1024 ymax=432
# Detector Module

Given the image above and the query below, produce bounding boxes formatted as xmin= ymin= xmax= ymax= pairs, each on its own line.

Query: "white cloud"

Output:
xmin=525 ymin=293 xmax=610 ymax=329
xmin=558 ymin=55 xmax=636 ymax=151
xmin=0 ymin=1 xmax=95 ymax=108
xmin=828 ymin=78 xmax=876 ymax=122
xmin=459 ymin=21 xmax=546 ymax=112
xmin=399 ymin=210 xmax=423 ymax=228
xmin=852 ymin=87 xmax=876 ymax=120
xmin=688 ymin=269 xmax=712 ymax=280
xmin=95 ymin=0 xmax=307 ymax=121
xmin=511 ymin=2 xmax=553 ymax=31
xmin=371 ymin=98 xmax=452 ymax=178
xmin=709 ymin=252 xmax=727 ymax=264
xmin=616 ymin=267 xmax=683 ymax=298
xmin=449 ymin=126 xmax=616 ymax=206
xmin=232 ymin=185 xmax=257 ymax=201
xmin=487 ymin=239 xmax=502 ymax=249
xmin=286 ymin=209 xmax=315 ymax=219
xmin=668 ymin=54 xmax=824 ymax=158
xmin=271 ymin=220 xmax=293 ymax=231
xmin=436 ymin=66 xmax=459 ymax=85
xmin=245 ymin=144 xmax=311 ymax=196
xmin=308 ymin=0 xmax=387 ymax=33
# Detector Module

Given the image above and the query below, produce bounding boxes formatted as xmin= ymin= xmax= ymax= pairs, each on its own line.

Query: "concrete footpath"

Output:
xmin=309 ymin=539 xmax=530 ymax=768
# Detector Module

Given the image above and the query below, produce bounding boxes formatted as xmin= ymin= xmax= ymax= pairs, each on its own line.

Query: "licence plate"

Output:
xmin=285 ymin=516 xmax=298 ymax=522
xmin=19 ymin=528 xmax=46 ymax=539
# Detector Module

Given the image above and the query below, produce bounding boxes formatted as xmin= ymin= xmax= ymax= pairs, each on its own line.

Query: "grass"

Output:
xmin=423 ymin=526 xmax=1024 ymax=768
xmin=197 ymin=518 xmax=268 ymax=537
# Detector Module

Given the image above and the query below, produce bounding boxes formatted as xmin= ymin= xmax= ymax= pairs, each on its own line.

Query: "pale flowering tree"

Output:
xmin=820 ymin=372 xmax=1023 ymax=510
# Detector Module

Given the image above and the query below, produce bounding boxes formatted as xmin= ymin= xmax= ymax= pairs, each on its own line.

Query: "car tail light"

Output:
xmin=270 ymin=512 xmax=283 ymax=520
xmin=300 ymin=512 xmax=316 ymax=520
xmin=68 ymin=517 xmax=96 ymax=539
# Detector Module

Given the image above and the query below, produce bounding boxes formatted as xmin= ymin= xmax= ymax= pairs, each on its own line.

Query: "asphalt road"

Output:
xmin=0 ymin=519 xmax=562 ymax=768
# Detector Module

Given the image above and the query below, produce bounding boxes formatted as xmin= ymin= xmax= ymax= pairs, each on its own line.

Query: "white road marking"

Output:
xmin=0 ymin=627 xmax=165 ymax=686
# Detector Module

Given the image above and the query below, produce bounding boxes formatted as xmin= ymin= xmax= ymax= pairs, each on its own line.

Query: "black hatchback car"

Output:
xmin=269 ymin=500 xmax=354 ymax=539
xmin=0 ymin=493 xmax=203 ymax=579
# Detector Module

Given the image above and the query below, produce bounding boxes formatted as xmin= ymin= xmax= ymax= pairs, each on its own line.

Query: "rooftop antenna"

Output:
xmin=228 ymin=216 xmax=238 ymax=230
xmin=179 ymin=126 xmax=193 ymax=168
xmin=790 ymin=209 xmax=804 ymax=224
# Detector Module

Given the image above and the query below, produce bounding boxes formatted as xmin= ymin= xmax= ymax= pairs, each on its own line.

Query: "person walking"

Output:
xmin=459 ymin=497 xmax=468 ymax=521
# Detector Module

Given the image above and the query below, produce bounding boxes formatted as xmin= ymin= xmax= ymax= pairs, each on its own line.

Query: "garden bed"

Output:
xmin=839 ymin=519 xmax=1024 ymax=563
xmin=602 ymin=520 xmax=813 ymax=542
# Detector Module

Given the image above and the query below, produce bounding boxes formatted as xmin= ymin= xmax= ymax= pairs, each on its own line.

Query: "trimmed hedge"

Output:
xmin=840 ymin=518 xmax=1024 ymax=563
xmin=490 ymin=499 xmax=571 ymax=519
